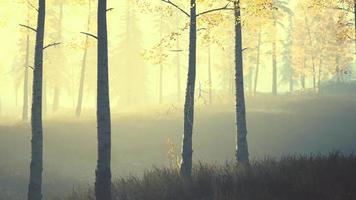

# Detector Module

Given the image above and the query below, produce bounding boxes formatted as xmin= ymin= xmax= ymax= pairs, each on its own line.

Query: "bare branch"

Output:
xmin=80 ymin=32 xmax=98 ymax=40
xmin=161 ymin=0 xmax=190 ymax=17
xmin=106 ymin=8 xmax=114 ymax=12
xmin=19 ymin=24 xmax=37 ymax=32
xmin=43 ymin=42 xmax=61 ymax=50
xmin=27 ymin=1 xmax=39 ymax=12
xmin=197 ymin=27 xmax=207 ymax=32
xmin=196 ymin=3 xmax=233 ymax=17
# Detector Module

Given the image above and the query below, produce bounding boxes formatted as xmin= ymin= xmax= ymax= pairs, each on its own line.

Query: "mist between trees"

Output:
xmin=0 ymin=0 xmax=355 ymax=199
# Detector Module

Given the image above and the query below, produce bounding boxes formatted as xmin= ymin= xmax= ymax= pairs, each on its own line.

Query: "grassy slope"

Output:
xmin=0 ymin=95 xmax=356 ymax=199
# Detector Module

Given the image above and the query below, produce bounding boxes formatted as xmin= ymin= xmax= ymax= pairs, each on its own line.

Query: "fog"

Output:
xmin=0 ymin=0 xmax=355 ymax=199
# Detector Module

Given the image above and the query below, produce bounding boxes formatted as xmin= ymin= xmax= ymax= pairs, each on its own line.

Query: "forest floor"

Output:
xmin=0 ymin=94 xmax=356 ymax=199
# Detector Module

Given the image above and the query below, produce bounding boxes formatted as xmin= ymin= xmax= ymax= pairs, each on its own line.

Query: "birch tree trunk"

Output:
xmin=180 ymin=0 xmax=196 ymax=177
xmin=76 ymin=0 xmax=91 ymax=118
xmin=23 ymin=34 xmax=30 ymax=121
xmin=253 ymin=31 xmax=261 ymax=96
xmin=27 ymin=0 xmax=45 ymax=199
xmin=234 ymin=0 xmax=249 ymax=165
xmin=95 ymin=0 xmax=112 ymax=199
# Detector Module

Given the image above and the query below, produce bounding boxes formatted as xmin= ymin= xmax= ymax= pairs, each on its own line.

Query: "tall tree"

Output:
xmin=27 ymin=0 xmax=46 ymax=199
xmin=95 ymin=0 xmax=112 ymax=199
xmin=180 ymin=0 xmax=197 ymax=177
xmin=162 ymin=0 xmax=232 ymax=177
xmin=234 ymin=0 xmax=249 ymax=165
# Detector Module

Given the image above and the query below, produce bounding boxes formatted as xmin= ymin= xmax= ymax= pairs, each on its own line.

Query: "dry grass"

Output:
xmin=66 ymin=152 xmax=356 ymax=200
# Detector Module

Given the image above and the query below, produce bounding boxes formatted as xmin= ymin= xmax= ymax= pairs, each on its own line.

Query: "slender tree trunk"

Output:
xmin=43 ymin=79 xmax=47 ymax=116
xmin=289 ymin=73 xmax=294 ymax=93
xmin=253 ymin=31 xmax=261 ymax=96
xmin=76 ymin=39 xmax=88 ymax=117
xmin=52 ymin=4 xmax=63 ymax=113
xmin=234 ymin=0 xmax=249 ymax=165
xmin=301 ymin=60 xmax=306 ymax=90
xmin=318 ymin=58 xmax=322 ymax=93
xmin=159 ymin=16 xmax=163 ymax=104
xmin=208 ymin=44 xmax=212 ymax=104
xmin=27 ymin=0 xmax=45 ymax=199
xmin=23 ymin=34 xmax=30 ymax=121
xmin=312 ymin=63 xmax=316 ymax=91
xmin=176 ymin=14 xmax=181 ymax=102
xmin=95 ymin=0 xmax=112 ymax=199
xmin=176 ymin=39 xmax=181 ymax=102
xmin=272 ymin=33 xmax=277 ymax=95
xmin=159 ymin=63 xmax=163 ymax=104
xmin=336 ymin=56 xmax=340 ymax=83
xmin=76 ymin=0 xmax=91 ymax=118
xmin=305 ymin=15 xmax=316 ymax=93
xmin=180 ymin=0 xmax=196 ymax=177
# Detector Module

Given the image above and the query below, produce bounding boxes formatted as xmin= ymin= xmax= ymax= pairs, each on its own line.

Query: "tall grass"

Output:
xmin=65 ymin=152 xmax=356 ymax=200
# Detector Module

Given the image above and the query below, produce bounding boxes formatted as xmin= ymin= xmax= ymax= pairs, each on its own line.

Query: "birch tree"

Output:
xmin=96 ymin=0 xmax=112 ymax=199
xmin=161 ymin=0 xmax=233 ymax=177
xmin=234 ymin=0 xmax=249 ymax=165
xmin=27 ymin=0 xmax=46 ymax=199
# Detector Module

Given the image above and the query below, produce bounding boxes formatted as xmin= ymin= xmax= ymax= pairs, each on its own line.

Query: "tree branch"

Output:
xmin=43 ymin=42 xmax=61 ymax=50
xmin=106 ymin=8 xmax=114 ymax=12
xmin=27 ymin=1 xmax=39 ymax=12
xmin=80 ymin=32 xmax=98 ymax=40
xmin=197 ymin=27 xmax=207 ymax=32
xmin=196 ymin=3 xmax=233 ymax=17
xmin=161 ymin=0 xmax=190 ymax=17
xmin=19 ymin=24 xmax=37 ymax=32
xmin=308 ymin=5 xmax=354 ymax=13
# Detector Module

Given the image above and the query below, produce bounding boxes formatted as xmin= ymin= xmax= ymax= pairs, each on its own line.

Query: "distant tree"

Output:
xmin=292 ymin=0 xmax=353 ymax=92
xmin=270 ymin=0 xmax=292 ymax=95
xmin=46 ymin=0 xmax=65 ymax=112
xmin=76 ymin=0 xmax=93 ymax=117
xmin=116 ymin=0 xmax=147 ymax=106
xmin=280 ymin=12 xmax=294 ymax=93
xmin=23 ymin=6 xmax=32 ymax=121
